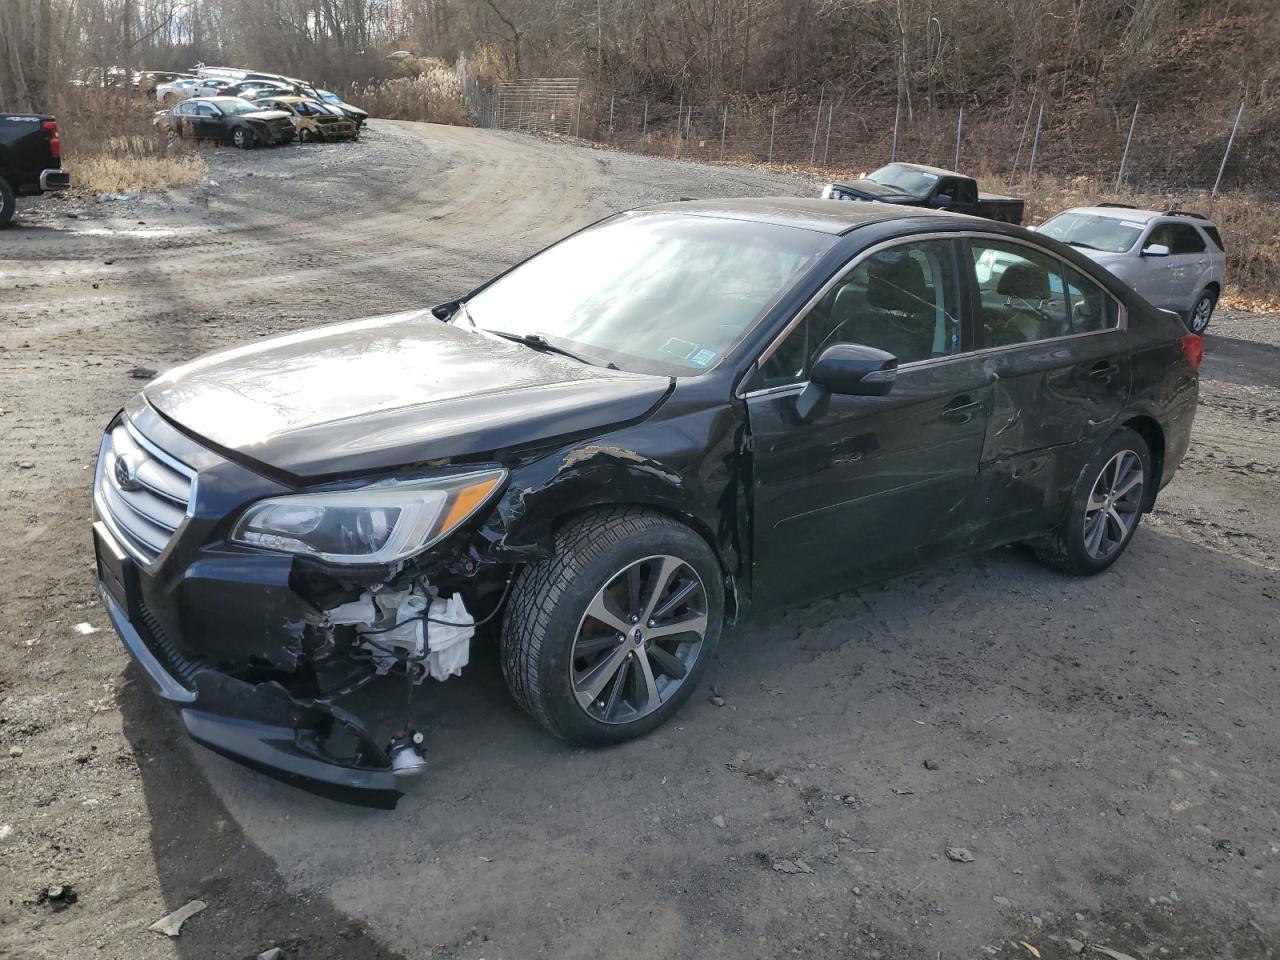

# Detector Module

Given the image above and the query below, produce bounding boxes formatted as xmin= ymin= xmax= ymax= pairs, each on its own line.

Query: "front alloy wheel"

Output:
xmin=233 ymin=127 xmax=254 ymax=149
xmin=572 ymin=555 xmax=708 ymax=724
xmin=502 ymin=508 xmax=723 ymax=746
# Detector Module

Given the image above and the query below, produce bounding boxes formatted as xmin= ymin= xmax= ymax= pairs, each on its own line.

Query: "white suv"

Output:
xmin=1034 ymin=205 xmax=1226 ymax=333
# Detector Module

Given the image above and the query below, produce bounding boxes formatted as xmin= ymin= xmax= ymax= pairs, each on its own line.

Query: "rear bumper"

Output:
xmin=96 ymin=521 xmax=403 ymax=808
xmin=39 ymin=168 xmax=70 ymax=191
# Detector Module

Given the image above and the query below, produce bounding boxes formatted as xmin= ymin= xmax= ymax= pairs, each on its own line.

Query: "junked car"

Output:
xmin=155 ymin=96 xmax=296 ymax=149
xmin=316 ymin=89 xmax=369 ymax=128
xmin=251 ymin=96 xmax=358 ymax=142
xmin=1033 ymin=205 xmax=1226 ymax=333
xmin=155 ymin=77 xmax=202 ymax=103
xmin=94 ymin=199 xmax=1201 ymax=807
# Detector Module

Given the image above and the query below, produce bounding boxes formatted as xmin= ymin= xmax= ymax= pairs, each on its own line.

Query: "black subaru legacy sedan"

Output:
xmin=93 ymin=199 xmax=1201 ymax=806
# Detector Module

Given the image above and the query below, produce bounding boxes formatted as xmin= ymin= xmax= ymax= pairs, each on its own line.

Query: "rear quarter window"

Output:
xmin=1202 ymin=225 xmax=1225 ymax=251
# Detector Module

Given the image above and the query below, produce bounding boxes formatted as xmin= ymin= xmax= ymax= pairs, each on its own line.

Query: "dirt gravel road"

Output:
xmin=2 ymin=121 xmax=1277 ymax=960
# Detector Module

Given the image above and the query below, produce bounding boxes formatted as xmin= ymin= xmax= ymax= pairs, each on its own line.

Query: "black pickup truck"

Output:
xmin=821 ymin=162 xmax=1023 ymax=224
xmin=1 ymin=113 xmax=71 ymax=226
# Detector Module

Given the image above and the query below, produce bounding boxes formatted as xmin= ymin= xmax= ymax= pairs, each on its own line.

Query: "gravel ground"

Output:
xmin=1 ymin=120 xmax=1277 ymax=960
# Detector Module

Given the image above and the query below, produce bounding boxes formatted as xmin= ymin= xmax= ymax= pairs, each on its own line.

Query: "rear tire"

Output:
xmin=1033 ymin=427 xmax=1151 ymax=576
xmin=0 ymin=178 xmax=14 ymax=228
xmin=501 ymin=508 xmax=723 ymax=747
xmin=1189 ymin=289 xmax=1216 ymax=334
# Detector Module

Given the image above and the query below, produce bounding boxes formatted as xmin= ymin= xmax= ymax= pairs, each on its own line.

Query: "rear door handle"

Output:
xmin=1088 ymin=361 xmax=1120 ymax=382
xmin=941 ymin=396 xmax=982 ymax=424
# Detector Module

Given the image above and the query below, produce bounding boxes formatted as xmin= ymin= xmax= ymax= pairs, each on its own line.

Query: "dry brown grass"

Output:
xmin=351 ymin=64 xmax=467 ymax=125
xmin=50 ymin=86 xmax=205 ymax=196
xmin=72 ymin=153 xmax=205 ymax=195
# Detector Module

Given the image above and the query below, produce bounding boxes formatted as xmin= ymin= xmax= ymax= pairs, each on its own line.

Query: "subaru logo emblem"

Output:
xmin=632 ymin=627 xmax=644 ymax=645
xmin=114 ymin=456 xmax=142 ymax=491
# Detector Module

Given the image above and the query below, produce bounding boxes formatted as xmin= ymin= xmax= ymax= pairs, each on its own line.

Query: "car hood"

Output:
xmin=831 ymin=178 xmax=916 ymax=202
xmin=242 ymin=109 xmax=292 ymax=122
xmin=1073 ymin=249 xmax=1131 ymax=273
xmin=143 ymin=311 xmax=672 ymax=480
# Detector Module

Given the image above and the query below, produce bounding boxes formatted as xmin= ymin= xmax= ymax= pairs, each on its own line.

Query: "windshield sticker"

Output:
xmin=660 ymin=337 xmax=699 ymax=360
xmin=689 ymin=348 xmax=717 ymax=367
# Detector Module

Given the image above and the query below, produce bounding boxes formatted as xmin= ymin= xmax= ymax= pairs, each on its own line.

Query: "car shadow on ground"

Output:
xmin=116 ymin=527 xmax=1278 ymax=958
xmin=115 ymin=677 xmax=409 ymax=958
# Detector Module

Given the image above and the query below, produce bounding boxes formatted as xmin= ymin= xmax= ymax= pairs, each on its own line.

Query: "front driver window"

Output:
xmin=754 ymin=239 xmax=962 ymax=389
xmin=970 ymin=240 xmax=1069 ymax=347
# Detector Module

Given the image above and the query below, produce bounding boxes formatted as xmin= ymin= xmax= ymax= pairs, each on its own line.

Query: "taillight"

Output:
xmin=1178 ymin=332 xmax=1204 ymax=370
xmin=42 ymin=119 xmax=61 ymax=161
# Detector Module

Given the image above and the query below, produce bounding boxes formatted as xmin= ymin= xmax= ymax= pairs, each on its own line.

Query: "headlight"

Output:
xmin=821 ymin=184 xmax=836 ymax=199
xmin=229 ymin=468 xmax=506 ymax=565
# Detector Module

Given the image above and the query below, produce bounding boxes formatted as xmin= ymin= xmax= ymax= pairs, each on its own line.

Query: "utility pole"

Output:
xmin=1212 ymin=99 xmax=1246 ymax=197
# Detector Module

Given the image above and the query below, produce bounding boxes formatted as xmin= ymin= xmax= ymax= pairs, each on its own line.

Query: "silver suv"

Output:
xmin=1034 ymin=205 xmax=1226 ymax=333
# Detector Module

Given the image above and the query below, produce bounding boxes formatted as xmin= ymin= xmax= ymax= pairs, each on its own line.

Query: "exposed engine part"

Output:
xmin=387 ymin=729 xmax=428 ymax=776
xmin=323 ymin=580 xmax=475 ymax=683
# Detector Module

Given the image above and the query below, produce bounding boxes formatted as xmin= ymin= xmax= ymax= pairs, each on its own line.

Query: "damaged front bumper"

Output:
xmin=98 ymin=550 xmax=404 ymax=807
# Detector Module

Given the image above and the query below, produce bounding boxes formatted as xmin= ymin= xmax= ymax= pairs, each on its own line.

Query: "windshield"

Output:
xmin=1038 ymin=212 xmax=1144 ymax=253
xmin=219 ymin=100 xmax=267 ymax=116
xmin=319 ymin=90 xmax=341 ymax=104
xmin=865 ymin=164 xmax=939 ymax=198
xmin=465 ymin=213 xmax=832 ymax=375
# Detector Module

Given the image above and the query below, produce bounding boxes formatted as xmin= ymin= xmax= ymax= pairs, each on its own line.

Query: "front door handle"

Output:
xmin=941 ymin=396 xmax=982 ymax=424
xmin=1088 ymin=360 xmax=1120 ymax=382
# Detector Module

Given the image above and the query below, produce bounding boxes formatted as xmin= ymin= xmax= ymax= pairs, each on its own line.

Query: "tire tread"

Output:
xmin=501 ymin=507 xmax=696 ymax=741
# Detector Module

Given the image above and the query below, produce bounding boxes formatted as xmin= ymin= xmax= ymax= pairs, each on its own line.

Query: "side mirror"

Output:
xmin=1024 ymin=224 xmax=1038 ymax=232
xmin=794 ymin=344 xmax=898 ymax=421
xmin=1141 ymin=243 xmax=1170 ymax=257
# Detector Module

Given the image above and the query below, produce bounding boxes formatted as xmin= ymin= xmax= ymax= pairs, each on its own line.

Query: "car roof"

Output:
xmin=882 ymin=161 xmax=967 ymax=178
xmin=258 ymin=95 xmax=307 ymax=102
xmin=1065 ymin=205 xmax=1217 ymax=227
xmin=642 ymin=197 xmax=979 ymax=235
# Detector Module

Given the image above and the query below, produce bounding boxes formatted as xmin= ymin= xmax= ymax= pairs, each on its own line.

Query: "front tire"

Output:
xmin=1033 ymin=427 xmax=1151 ymax=575
xmin=502 ymin=508 xmax=723 ymax=746
xmin=299 ymin=128 xmax=313 ymax=143
xmin=1189 ymin=289 xmax=1216 ymax=334
xmin=232 ymin=127 xmax=255 ymax=150
xmin=0 ymin=178 xmax=14 ymax=228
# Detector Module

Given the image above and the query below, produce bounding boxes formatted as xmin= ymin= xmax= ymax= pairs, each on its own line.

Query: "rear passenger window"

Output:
xmin=1063 ymin=264 xmax=1119 ymax=333
xmin=970 ymin=240 xmax=1070 ymax=347
xmin=1168 ymin=223 xmax=1206 ymax=254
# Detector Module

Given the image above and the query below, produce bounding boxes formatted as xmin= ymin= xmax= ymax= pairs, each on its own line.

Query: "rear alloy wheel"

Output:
xmin=1189 ymin=289 xmax=1216 ymax=334
xmin=502 ymin=508 xmax=723 ymax=746
xmin=1033 ymin=427 xmax=1151 ymax=575
xmin=232 ymin=127 xmax=255 ymax=150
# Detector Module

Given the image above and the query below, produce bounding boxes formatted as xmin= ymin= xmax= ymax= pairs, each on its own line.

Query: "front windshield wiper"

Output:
xmin=486 ymin=329 xmax=618 ymax=369
xmin=1065 ymin=240 xmax=1102 ymax=251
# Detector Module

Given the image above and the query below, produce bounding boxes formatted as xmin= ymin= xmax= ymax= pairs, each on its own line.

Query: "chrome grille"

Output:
xmin=94 ymin=420 xmax=195 ymax=566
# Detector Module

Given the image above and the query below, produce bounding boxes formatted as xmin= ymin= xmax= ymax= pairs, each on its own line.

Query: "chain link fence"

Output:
xmin=461 ymin=73 xmax=1274 ymax=198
